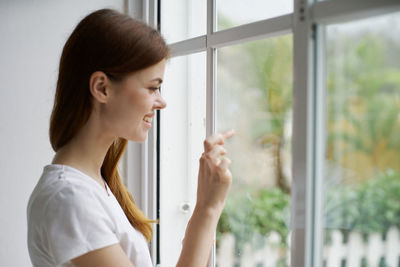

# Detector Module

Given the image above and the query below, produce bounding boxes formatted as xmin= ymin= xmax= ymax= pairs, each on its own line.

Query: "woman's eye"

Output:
xmin=149 ymin=87 xmax=160 ymax=91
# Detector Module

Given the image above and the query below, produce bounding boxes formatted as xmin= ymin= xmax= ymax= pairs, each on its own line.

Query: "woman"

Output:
xmin=27 ymin=8 xmax=234 ymax=267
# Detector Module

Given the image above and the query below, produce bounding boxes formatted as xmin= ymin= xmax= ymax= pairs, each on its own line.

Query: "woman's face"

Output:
xmin=102 ymin=59 xmax=167 ymax=142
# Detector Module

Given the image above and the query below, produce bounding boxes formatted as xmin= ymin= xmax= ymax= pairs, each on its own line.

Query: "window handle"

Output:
xmin=179 ymin=202 xmax=191 ymax=214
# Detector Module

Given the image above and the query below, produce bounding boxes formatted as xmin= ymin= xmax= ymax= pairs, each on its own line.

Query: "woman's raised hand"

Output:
xmin=177 ymin=129 xmax=235 ymax=267
xmin=196 ymin=129 xmax=235 ymax=214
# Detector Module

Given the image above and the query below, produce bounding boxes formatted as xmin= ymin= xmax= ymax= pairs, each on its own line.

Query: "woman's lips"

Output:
xmin=143 ymin=112 xmax=154 ymax=129
xmin=143 ymin=120 xmax=152 ymax=128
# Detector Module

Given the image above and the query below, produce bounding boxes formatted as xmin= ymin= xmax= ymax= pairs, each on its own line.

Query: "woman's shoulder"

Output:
xmin=27 ymin=164 xmax=104 ymax=222
xmin=27 ymin=165 xmax=121 ymax=267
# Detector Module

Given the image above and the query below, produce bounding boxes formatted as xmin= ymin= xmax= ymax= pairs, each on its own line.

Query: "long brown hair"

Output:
xmin=49 ymin=9 xmax=168 ymax=241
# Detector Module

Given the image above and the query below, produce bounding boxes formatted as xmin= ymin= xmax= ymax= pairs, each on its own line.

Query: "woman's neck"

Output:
xmin=51 ymin=115 xmax=114 ymax=184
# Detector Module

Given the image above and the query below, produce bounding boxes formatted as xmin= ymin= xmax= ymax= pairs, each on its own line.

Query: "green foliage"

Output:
xmin=325 ymin=169 xmax=400 ymax=234
xmin=326 ymin=32 xmax=400 ymax=176
xmin=218 ymin=170 xmax=400 ymax=251
xmin=217 ymin=187 xmax=290 ymax=251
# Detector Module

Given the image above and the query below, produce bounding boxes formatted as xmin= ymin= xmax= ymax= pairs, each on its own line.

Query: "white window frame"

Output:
xmin=126 ymin=0 xmax=400 ymax=266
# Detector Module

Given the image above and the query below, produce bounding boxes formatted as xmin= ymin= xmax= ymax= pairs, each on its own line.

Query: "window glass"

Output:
xmin=161 ymin=0 xmax=206 ymax=43
xmin=160 ymin=52 xmax=206 ymax=266
xmin=217 ymin=0 xmax=293 ymax=31
xmin=323 ymin=12 xmax=400 ymax=267
xmin=216 ymin=35 xmax=293 ymax=266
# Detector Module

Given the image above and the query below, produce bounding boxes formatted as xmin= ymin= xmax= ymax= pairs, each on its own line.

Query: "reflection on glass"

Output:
xmin=161 ymin=0 xmax=206 ymax=43
xmin=323 ymin=12 xmax=400 ymax=267
xmin=216 ymin=35 xmax=293 ymax=266
xmin=217 ymin=0 xmax=292 ymax=31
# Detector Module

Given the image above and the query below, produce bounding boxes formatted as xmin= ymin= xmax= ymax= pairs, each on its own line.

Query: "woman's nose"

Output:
xmin=154 ymin=93 xmax=167 ymax=110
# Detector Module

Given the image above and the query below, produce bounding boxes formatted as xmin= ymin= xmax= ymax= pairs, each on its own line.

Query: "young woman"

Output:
xmin=27 ymin=8 xmax=234 ymax=267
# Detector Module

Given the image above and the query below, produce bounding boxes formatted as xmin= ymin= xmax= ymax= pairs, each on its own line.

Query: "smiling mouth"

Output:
xmin=143 ymin=116 xmax=153 ymax=123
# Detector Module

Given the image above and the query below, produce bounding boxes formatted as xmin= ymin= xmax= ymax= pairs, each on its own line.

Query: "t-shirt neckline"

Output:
xmin=44 ymin=164 xmax=111 ymax=197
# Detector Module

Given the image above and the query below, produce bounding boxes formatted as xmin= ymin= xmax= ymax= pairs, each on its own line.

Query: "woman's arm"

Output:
xmin=176 ymin=130 xmax=235 ymax=267
xmin=177 ymin=206 xmax=221 ymax=267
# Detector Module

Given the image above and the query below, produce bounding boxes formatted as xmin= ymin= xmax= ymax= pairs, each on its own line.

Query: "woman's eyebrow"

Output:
xmin=149 ymin=78 xmax=163 ymax=84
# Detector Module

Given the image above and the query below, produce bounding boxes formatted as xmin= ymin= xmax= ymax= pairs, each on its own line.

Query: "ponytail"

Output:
xmin=101 ymin=138 xmax=156 ymax=241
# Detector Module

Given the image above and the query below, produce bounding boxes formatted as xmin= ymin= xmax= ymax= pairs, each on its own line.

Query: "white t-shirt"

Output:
xmin=27 ymin=164 xmax=154 ymax=267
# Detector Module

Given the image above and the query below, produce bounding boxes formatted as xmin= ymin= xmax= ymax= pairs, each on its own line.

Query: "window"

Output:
xmin=216 ymin=36 xmax=293 ymax=266
xmin=161 ymin=0 xmax=206 ymax=43
xmin=160 ymin=52 xmax=207 ymax=266
xmin=217 ymin=0 xmax=293 ymax=31
xmin=135 ymin=0 xmax=400 ymax=266
xmin=323 ymin=12 xmax=400 ymax=267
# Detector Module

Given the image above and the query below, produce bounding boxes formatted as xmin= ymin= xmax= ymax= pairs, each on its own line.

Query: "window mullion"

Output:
xmin=139 ymin=0 xmax=160 ymax=264
xmin=291 ymin=0 xmax=317 ymax=266
xmin=311 ymin=23 xmax=326 ymax=267
xmin=206 ymin=0 xmax=216 ymax=267
xmin=208 ymin=14 xmax=292 ymax=49
xmin=168 ymin=35 xmax=207 ymax=58
xmin=167 ymin=15 xmax=292 ymax=58
xmin=206 ymin=0 xmax=216 ymax=135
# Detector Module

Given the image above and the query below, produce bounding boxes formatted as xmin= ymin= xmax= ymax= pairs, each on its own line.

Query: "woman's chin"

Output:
xmin=126 ymin=133 xmax=148 ymax=143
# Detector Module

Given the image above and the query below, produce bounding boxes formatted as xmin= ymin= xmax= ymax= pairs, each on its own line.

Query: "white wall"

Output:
xmin=0 ymin=1 xmax=125 ymax=265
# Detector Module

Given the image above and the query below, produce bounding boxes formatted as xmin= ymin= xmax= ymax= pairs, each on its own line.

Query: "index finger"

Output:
xmin=204 ymin=129 xmax=235 ymax=152
xmin=222 ymin=129 xmax=235 ymax=140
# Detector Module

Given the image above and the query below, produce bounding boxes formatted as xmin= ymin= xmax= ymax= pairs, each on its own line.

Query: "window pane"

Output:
xmin=216 ymin=35 xmax=293 ymax=266
xmin=323 ymin=12 xmax=400 ymax=267
xmin=217 ymin=0 xmax=293 ymax=31
xmin=161 ymin=0 xmax=206 ymax=43
xmin=160 ymin=52 xmax=206 ymax=266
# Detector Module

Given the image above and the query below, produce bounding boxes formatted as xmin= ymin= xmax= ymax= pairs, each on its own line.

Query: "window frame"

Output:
xmin=128 ymin=0 xmax=400 ymax=266
xmin=124 ymin=1 xmax=160 ymax=264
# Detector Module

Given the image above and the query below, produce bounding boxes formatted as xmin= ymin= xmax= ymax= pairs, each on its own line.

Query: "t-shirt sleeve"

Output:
xmin=43 ymin=184 xmax=119 ymax=265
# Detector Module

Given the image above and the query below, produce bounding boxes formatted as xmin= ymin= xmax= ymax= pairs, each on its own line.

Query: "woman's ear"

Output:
xmin=89 ymin=71 xmax=110 ymax=103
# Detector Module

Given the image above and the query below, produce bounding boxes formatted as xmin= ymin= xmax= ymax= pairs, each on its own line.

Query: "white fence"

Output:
xmin=217 ymin=227 xmax=400 ymax=267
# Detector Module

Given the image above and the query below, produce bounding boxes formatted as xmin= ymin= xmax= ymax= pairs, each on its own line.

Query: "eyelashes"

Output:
xmin=149 ymin=87 xmax=160 ymax=91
